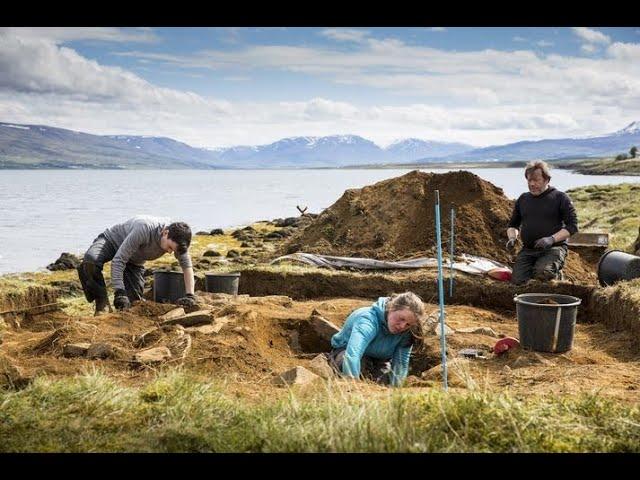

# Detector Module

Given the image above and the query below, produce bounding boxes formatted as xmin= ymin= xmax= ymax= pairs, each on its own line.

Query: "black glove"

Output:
xmin=506 ymin=238 xmax=517 ymax=251
xmin=176 ymin=293 xmax=197 ymax=307
xmin=534 ymin=236 xmax=555 ymax=250
xmin=114 ymin=289 xmax=131 ymax=311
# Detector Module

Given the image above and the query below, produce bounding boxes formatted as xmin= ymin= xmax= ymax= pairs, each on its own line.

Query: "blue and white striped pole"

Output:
xmin=450 ymin=206 xmax=455 ymax=298
xmin=435 ymin=190 xmax=448 ymax=391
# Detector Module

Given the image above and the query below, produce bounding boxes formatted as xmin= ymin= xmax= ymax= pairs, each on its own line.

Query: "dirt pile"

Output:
xmin=282 ymin=170 xmax=596 ymax=283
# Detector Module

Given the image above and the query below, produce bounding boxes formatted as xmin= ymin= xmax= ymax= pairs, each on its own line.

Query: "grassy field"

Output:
xmin=1 ymin=370 xmax=638 ymax=453
xmin=568 ymin=183 xmax=640 ymax=251
xmin=554 ymin=157 xmax=640 ymax=176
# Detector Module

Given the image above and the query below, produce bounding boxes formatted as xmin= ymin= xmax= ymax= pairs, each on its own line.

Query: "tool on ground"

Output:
xmin=435 ymin=190 xmax=448 ymax=391
xmin=492 ymin=337 xmax=520 ymax=355
xmin=458 ymin=348 xmax=487 ymax=359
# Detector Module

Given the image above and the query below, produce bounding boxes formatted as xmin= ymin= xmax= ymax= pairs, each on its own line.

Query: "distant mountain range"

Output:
xmin=1 ymin=120 xmax=639 ymax=169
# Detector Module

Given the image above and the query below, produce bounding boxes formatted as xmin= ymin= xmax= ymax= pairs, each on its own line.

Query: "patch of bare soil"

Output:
xmin=282 ymin=170 xmax=596 ymax=284
xmin=2 ymin=294 xmax=638 ymax=401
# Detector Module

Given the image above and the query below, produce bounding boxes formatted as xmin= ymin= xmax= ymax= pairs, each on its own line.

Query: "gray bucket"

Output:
xmin=153 ymin=271 xmax=185 ymax=303
xmin=204 ymin=272 xmax=241 ymax=295
xmin=596 ymin=249 xmax=640 ymax=287
xmin=514 ymin=293 xmax=581 ymax=353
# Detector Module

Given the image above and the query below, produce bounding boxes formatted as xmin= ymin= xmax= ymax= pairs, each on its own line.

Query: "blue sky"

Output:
xmin=1 ymin=27 xmax=640 ymax=148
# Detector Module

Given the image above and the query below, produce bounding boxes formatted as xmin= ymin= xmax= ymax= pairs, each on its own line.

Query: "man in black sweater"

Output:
xmin=507 ymin=160 xmax=579 ymax=284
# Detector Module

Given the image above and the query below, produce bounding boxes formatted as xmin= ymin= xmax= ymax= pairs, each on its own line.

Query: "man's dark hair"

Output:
xmin=167 ymin=222 xmax=192 ymax=255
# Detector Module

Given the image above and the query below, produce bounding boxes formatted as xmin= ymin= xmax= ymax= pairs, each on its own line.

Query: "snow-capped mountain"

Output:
xmin=384 ymin=138 xmax=474 ymax=162
xmin=421 ymin=121 xmax=640 ymax=163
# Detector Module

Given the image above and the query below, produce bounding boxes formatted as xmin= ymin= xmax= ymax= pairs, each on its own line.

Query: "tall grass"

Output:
xmin=1 ymin=370 xmax=638 ymax=452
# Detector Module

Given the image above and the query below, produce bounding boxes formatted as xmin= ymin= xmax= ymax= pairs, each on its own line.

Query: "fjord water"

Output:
xmin=1 ymin=168 xmax=638 ymax=274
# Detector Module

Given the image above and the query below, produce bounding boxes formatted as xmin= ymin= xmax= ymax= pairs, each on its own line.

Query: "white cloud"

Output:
xmin=581 ymin=44 xmax=597 ymax=54
xmin=428 ymin=28 xmax=447 ymax=32
xmin=513 ymin=36 xmax=527 ymax=42
xmin=572 ymin=27 xmax=611 ymax=45
xmin=537 ymin=40 xmax=554 ymax=47
xmin=320 ymin=29 xmax=370 ymax=43
xmin=0 ymin=27 xmax=159 ymax=44
xmin=2 ymin=28 xmax=640 ymax=149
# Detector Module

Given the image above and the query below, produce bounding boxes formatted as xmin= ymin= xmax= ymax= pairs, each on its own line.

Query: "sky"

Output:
xmin=1 ymin=26 xmax=640 ymax=149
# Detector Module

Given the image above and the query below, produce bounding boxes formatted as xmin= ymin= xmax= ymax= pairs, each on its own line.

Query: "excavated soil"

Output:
xmin=2 ymin=294 xmax=639 ymax=401
xmin=282 ymin=170 xmax=597 ymax=284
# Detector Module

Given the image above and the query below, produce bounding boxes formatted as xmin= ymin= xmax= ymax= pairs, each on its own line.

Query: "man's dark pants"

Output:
xmin=77 ymin=234 xmax=145 ymax=303
xmin=511 ymin=245 xmax=568 ymax=285
xmin=326 ymin=348 xmax=392 ymax=385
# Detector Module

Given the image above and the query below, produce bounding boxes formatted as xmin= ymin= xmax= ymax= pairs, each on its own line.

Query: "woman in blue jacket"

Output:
xmin=328 ymin=292 xmax=425 ymax=387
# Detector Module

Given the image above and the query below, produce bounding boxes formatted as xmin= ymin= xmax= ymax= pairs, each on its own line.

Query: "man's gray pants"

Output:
xmin=511 ymin=245 xmax=568 ymax=285
xmin=77 ymin=234 xmax=145 ymax=303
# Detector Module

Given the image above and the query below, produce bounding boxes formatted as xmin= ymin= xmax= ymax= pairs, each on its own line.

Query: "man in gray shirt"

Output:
xmin=77 ymin=215 xmax=196 ymax=315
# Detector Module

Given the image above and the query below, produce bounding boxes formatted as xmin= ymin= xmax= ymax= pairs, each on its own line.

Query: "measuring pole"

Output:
xmin=435 ymin=190 xmax=448 ymax=391
xmin=449 ymin=206 xmax=455 ymax=298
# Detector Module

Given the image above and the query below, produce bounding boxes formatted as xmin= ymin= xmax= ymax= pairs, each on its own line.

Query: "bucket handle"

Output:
xmin=551 ymin=306 xmax=562 ymax=353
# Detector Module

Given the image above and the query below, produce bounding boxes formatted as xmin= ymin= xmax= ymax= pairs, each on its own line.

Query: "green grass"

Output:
xmin=555 ymin=157 xmax=640 ymax=176
xmin=1 ymin=370 xmax=639 ymax=452
xmin=567 ymin=183 xmax=640 ymax=251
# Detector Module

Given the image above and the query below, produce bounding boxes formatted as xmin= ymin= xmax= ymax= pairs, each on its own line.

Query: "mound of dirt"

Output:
xmin=282 ymin=170 xmax=596 ymax=283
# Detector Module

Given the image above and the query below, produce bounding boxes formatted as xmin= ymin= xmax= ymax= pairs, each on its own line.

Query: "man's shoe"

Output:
xmin=94 ymin=297 xmax=112 ymax=316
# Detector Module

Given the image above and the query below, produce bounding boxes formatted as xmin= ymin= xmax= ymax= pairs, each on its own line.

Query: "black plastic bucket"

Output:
xmin=514 ymin=293 xmax=581 ymax=353
xmin=153 ymin=271 xmax=185 ymax=303
xmin=596 ymin=249 xmax=640 ymax=287
xmin=204 ymin=272 xmax=241 ymax=295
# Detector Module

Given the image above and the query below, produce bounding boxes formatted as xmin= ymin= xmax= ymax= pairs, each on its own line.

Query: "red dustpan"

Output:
xmin=487 ymin=267 xmax=512 ymax=282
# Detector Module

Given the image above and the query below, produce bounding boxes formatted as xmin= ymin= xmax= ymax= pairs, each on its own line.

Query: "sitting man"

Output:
xmin=506 ymin=160 xmax=578 ymax=285
xmin=77 ymin=215 xmax=197 ymax=315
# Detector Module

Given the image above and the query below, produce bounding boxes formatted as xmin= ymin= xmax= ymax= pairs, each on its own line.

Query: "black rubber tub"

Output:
xmin=153 ymin=271 xmax=185 ymax=303
xmin=597 ymin=250 xmax=640 ymax=287
xmin=204 ymin=272 xmax=241 ymax=295
xmin=514 ymin=293 xmax=581 ymax=353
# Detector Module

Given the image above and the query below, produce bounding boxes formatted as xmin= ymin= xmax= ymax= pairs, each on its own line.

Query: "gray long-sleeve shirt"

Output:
xmin=103 ymin=215 xmax=192 ymax=291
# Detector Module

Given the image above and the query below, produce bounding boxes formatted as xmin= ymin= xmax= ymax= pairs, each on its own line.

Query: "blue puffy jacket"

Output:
xmin=331 ymin=297 xmax=413 ymax=387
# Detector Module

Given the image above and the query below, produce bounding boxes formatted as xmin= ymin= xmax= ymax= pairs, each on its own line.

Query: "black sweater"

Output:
xmin=508 ymin=187 xmax=579 ymax=249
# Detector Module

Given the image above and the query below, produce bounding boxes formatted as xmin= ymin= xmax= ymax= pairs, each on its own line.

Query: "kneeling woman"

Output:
xmin=328 ymin=292 xmax=425 ymax=387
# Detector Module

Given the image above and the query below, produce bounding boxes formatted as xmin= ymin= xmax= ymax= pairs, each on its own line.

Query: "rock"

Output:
xmin=210 ymin=228 xmax=225 ymax=236
xmin=161 ymin=310 xmax=213 ymax=327
xmin=134 ymin=328 xmax=163 ymax=348
xmin=46 ymin=252 xmax=81 ymax=271
xmin=159 ymin=307 xmax=185 ymax=321
xmin=203 ymin=250 xmax=221 ymax=257
xmin=456 ymin=326 xmax=499 ymax=338
xmin=308 ymin=354 xmax=334 ymax=379
xmin=195 ymin=231 xmax=210 ymax=236
xmin=167 ymin=334 xmax=192 ymax=359
xmin=240 ymin=242 xmax=251 ymax=248
xmin=233 ymin=326 xmax=252 ymax=334
xmin=133 ymin=346 xmax=172 ymax=365
xmin=62 ymin=343 xmax=91 ymax=358
xmin=434 ymin=323 xmax=455 ymax=337
xmin=87 ymin=343 xmax=114 ymax=360
xmin=211 ymin=316 xmax=235 ymax=333
xmin=309 ymin=312 xmax=340 ymax=342
xmin=185 ymin=324 xmax=218 ymax=335
xmin=0 ymin=354 xmax=28 ymax=388
xmin=227 ymin=250 xmax=241 ymax=258
xmin=421 ymin=358 xmax=472 ymax=388
xmin=274 ymin=366 xmax=321 ymax=387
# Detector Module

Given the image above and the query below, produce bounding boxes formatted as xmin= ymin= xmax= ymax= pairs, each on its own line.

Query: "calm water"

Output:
xmin=1 ymin=168 xmax=637 ymax=274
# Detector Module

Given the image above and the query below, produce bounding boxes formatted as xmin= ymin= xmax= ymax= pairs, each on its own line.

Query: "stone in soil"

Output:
xmin=62 ymin=343 xmax=91 ymax=358
xmin=87 ymin=343 xmax=115 ymax=360
xmin=274 ymin=366 xmax=322 ymax=387
xmin=160 ymin=310 xmax=213 ymax=327
xmin=211 ymin=316 xmax=235 ymax=333
xmin=456 ymin=326 xmax=499 ymax=337
xmin=308 ymin=354 xmax=335 ymax=379
xmin=133 ymin=346 xmax=172 ymax=365
xmin=158 ymin=307 xmax=185 ymax=321
xmin=186 ymin=324 xmax=219 ymax=335
xmin=309 ymin=311 xmax=340 ymax=342
xmin=167 ymin=334 xmax=192 ymax=359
